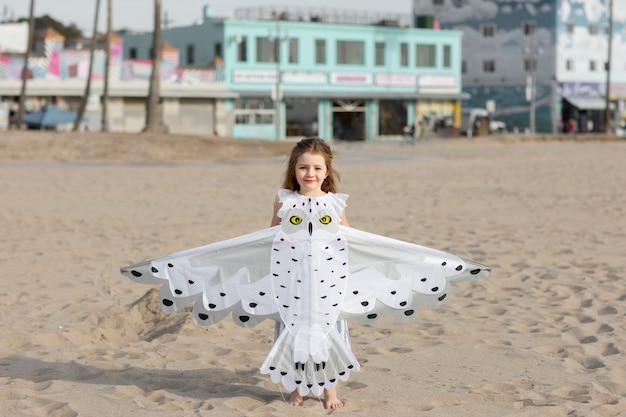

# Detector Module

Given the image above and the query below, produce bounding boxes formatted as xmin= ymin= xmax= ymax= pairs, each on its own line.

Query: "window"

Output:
xmin=589 ymin=24 xmax=598 ymax=35
xmin=400 ymin=42 xmax=408 ymax=67
xmin=187 ymin=44 xmax=195 ymax=65
xmin=524 ymin=58 xmax=537 ymax=72
xmin=315 ymin=39 xmax=326 ymax=64
xmin=566 ymin=23 xmax=574 ymax=33
xmin=415 ymin=44 xmax=436 ymax=67
xmin=482 ymin=24 xmax=495 ymax=37
xmin=288 ymin=38 xmax=298 ymax=64
xmin=590 ymin=60 xmax=597 ymax=71
xmin=256 ymin=37 xmax=279 ymax=63
xmin=605 ymin=24 xmax=611 ymax=35
xmin=375 ymin=42 xmax=385 ymax=66
xmin=237 ymin=36 xmax=247 ymax=62
xmin=461 ymin=60 xmax=467 ymax=73
xmin=523 ymin=21 xmax=536 ymax=35
xmin=214 ymin=42 xmax=222 ymax=58
xmin=443 ymin=45 xmax=451 ymax=67
xmin=129 ymin=47 xmax=137 ymax=59
xmin=483 ymin=60 xmax=496 ymax=73
xmin=566 ymin=59 xmax=574 ymax=71
xmin=433 ymin=0 xmax=443 ymax=4
xmin=336 ymin=40 xmax=365 ymax=65
xmin=233 ymin=99 xmax=275 ymax=125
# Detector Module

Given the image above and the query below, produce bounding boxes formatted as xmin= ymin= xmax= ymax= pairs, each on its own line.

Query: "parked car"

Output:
xmin=489 ymin=119 xmax=507 ymax=133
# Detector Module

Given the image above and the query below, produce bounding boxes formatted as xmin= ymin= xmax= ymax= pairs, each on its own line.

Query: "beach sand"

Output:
xmin=1 ymin=131 xmax=625 ymax=416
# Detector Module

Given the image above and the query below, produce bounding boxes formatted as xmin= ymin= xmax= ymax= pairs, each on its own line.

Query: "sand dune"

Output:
xmin=1 ymin=132 xmax=625 ymax=416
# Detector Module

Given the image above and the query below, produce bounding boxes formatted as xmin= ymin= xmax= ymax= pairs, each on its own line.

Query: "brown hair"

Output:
xmin=281 ymin=137 xmax=339 ymax=193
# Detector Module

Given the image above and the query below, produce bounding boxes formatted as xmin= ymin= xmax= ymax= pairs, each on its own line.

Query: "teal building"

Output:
xmin=122 ymin=5 xmax=467 ymax=140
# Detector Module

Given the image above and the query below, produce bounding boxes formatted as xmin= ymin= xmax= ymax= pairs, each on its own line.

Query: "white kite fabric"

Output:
xmin=121 ymin=189 xmax=490 ymax=396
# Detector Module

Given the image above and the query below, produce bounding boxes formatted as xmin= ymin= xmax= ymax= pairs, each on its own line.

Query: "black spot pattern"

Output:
xmin=162 ymin=299 xmax=173 ymax=307
xmin=131 ymin=270 xmax=142 ymax=277
xmin=198 ymin=313 xmax=209 ymax=320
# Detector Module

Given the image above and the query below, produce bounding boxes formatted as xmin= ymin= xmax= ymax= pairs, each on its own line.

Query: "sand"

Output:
xmin=1 ymin=131 xmax=625 ymax=417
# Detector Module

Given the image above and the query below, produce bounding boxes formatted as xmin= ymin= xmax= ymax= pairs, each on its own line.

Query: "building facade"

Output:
xmin=412 ymin=0 xmax=626 ymax=133
xmin=2 ymin=5 xmax=467 ymax=140
xmin=221 ymin=7 xmax=465 ymax=140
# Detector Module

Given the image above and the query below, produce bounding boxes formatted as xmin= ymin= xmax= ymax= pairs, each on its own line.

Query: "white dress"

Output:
xmin=121 ymin=189 xmax=490 ymax=396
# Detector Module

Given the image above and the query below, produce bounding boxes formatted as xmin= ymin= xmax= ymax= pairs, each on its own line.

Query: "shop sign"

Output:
xmin=330 ymin=72 xmax=372 ymax=85
xmin=375 ymin=73 xmax=416 ymax=87
xmin=282 ymin=71 xmax=327 ymax=84
xmin=232 ymin=69 xmax=276 ymax=83
xmin=558 ymin=82 xmax=601 ymax=98
xmin=418 ymin=75 xmax=456 ymax=88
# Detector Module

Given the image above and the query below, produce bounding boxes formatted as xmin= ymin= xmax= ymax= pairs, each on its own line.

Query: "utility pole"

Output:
xmin=526 ymin=22 xmax=537 ymax=135
xmin=272 ymin=18 xmax=283 ymax=141
xmin=604 ymin=0 xmax=613 ymax=134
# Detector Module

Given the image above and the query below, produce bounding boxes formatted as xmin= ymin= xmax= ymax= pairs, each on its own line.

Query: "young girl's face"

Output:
xmin=294 ymin=151 xmax=328 ymax=196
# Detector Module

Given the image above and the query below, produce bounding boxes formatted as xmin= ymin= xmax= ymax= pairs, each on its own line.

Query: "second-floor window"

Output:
xmin=336 ymin=40 xmax=365 ymax=65
xmin=566 ymin=59 xmax=574 ymax=71
xmin=461 ymin=60 xmax=467 ymax=73
xmin=482 ymin=24 xmax=495 ymax=37
xmin=400 ymin=42 xmax=408 ymax=67
xmin=187 ymin=44 xmax=195 ymax=65
xmin=590 ymin=60 xmax=597 ymax=71
xmin=256 ymin=37 xmax=279 ymax=63
xmin=524 ymin=58 xmax=537 ymax=72
xmin=523 ymin=21 xmax=536 ymax=35
xmin=443 ymin=45 xmax=451 ymax=67
xmin=315 ymin=39 xmax=326 ymax=64
xmin=129 ymin=47 xmax=137 ymax=59
xmin=288 ymin=38 xmax=298 ymax=64
xmin=415 ymin=44 xmax=436 ymax=67
xmin=483 ymin=60 xmax=496 ymax=73
xmin=237 ymin=36 xmax=247 ymax=62
xmin=375 ymin=42 xmax=385 ymax=66
xmin=589 ymin=24 xmax=598 ymax=35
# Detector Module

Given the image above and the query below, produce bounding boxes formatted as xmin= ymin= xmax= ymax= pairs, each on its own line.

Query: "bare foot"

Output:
xmin=289 ymin=390 xmax=304 ymax=406
xmin=324 ymin=388 xmax=344 ymax=409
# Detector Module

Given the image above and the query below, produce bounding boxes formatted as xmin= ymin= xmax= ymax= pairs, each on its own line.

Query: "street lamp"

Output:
xmin=270 ymin=19 xmax=286 ymax=141
xmin=604 ymin=0 xmax=614 ymax=134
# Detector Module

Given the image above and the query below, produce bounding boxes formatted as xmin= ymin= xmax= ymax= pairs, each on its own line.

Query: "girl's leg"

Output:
xmin=324 ymin=388 xmax=343 ymax=409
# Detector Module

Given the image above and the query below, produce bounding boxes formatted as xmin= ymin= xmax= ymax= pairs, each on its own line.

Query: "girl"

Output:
xmin=122 ymin=138 xmax=489 ymax=412
xmin=269 ymin=138 xmax=348 ymax=409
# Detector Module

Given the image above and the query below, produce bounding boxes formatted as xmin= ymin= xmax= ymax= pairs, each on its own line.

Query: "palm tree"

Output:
xmin=15 ymin=0 xmax=35 ymax=129
xmin=143 ymin=0 xmax=166 ymax=132
xmin=101 ymin=0 xmax=111 ymax=132
xmin=73 ymin=0 xmax=101 ymax=131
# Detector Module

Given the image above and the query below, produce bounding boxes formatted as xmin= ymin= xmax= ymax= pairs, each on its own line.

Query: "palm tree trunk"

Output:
xmin=143 ymin=0 xmax=165 ymax=132
xmin=15 ymin=0 xmax=35 ymax=129
xmin=73 ymin=0 xmax=101 ymax=131
xmin=101 ymin=0 xmax=111 ymax=132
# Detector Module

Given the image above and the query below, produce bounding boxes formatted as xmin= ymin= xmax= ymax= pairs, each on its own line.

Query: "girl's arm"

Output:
xmin=270 ymin=196 xmax=282 ymax=227
xmin=340 ymin=210 xmax=349 ymax=226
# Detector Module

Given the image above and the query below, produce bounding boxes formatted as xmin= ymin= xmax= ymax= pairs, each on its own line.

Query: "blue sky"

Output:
xmin=0 ymin=0 xmax=412 ymax=33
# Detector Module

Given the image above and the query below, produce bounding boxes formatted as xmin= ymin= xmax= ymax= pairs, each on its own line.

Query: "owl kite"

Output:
xmin=121 ymin=190 xmax=490 ymax=396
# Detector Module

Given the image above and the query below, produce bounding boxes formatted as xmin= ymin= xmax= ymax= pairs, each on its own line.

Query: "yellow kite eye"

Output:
xmin=319 ymin=215 xmax=332 ymax=225
xmin=289 ymin=216 xmax=303 ymax=225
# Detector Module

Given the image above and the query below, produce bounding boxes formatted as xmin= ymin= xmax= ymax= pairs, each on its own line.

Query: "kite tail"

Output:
xmin=260 ymin=324 xmax=360 ymax=396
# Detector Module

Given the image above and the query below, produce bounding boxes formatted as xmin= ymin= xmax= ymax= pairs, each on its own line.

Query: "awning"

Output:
xmin=565 ymin=97 xmax=607 ymax=110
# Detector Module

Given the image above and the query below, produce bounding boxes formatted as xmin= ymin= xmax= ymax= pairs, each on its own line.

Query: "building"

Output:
xmin=122 ymin=5 xmax=466 ymax=140
xmin=3 ymin=4 xmax=467 ymax=139
xmin=412 ymin=0 xmax=626 ymax=133
xmin=221 ymin=6 xmax=466 ymax=140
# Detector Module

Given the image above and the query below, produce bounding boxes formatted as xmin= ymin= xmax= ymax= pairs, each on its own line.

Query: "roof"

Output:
xmin=36 ymin=27 xmax=65 ymax=41
xmin=97 ymin=32 xmax=123 ymax=43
